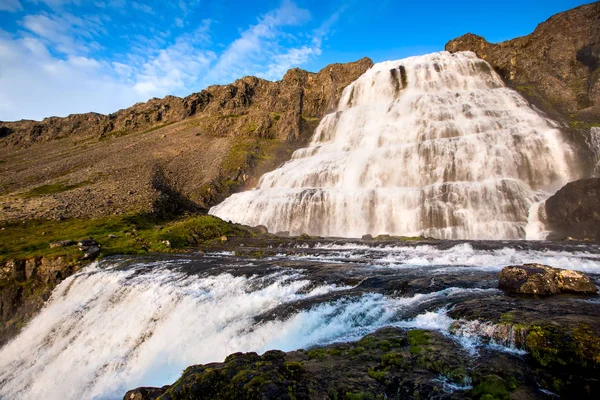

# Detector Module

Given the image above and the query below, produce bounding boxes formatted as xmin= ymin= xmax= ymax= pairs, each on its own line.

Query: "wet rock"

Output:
xmin=123 ymin=386 xmax=168 ymax=400
xmin=83 ymin=246 xmax=101 ymax=260
xmin=498 ymin=263 xmax=598 ymax=295
xmin=275 ymin=231 xmax=290 ymax=237
xmin=49 ymin=240 xmax=76 ymax=248
xmin=361 ymin=234 xmax=373 ymax=240
xmin=253 ymin=225 xmax=269 ymax=234
xmin=375 ymin=234 xmax=392 ymax=240
xmin=545 ymin=178 xmax=600 ymax=242
xmin=77 ymin=239 xmax=99 ymax=249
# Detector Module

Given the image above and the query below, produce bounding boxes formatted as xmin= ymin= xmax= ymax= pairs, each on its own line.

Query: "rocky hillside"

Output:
xmin=0 ymin=58 xmax=373 ymax=220
xmin=446 ymin=1 xmax=600 ymax=173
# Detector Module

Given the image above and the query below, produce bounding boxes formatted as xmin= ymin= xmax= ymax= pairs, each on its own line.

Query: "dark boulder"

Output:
xmin=499 ymin=263 xmax=597 ymax=295
xmin=77 ymin=239 xmax=99 ymax=249
xmin=545 ymin=178 xmax=600 ymax=242
xmin=83 ymin=246 xmax=101 ymax=260
xmin=361 ymin=234 xmax=373 ymax=240
xmin=123 ymin=386 xmax=168 ymax=400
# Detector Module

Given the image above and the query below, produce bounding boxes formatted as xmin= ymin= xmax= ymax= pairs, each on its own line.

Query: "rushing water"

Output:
xmin=1 ymin=241 xmax=599 ymax=400
xmin=210 ymin=51 xmax=580 ymax=239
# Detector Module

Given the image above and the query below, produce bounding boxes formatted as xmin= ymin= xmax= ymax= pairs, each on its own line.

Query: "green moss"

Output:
xmin=471 ymin=375 xmax=509 ymax=400
xmin=327 ymin=348 xmax=343 ymax=356
xmin=367 ymin=368 xmax=387 ymax=381
xmin=380 ymin=352 xmax=403 ymax=368
xmin=525 ymin=325 xmax=562 ymax=367
xmin=307 ymin=348 xmax=327 ymax=359
xmin=270 ymin=112 xmax=281 ymax=121
xmin=23 ymin=181 xmax=88 ymax=198
xmin=408 ymin=330 xmax=430 ymax=346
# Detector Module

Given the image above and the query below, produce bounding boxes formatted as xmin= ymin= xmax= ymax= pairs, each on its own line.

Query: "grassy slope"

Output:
xmin=0 ymin=214 xmax=256 ymax=263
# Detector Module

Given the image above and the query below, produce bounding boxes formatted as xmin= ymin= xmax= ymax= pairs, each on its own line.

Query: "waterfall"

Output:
xmin=210 ymin=51 xmax=579 ymax=239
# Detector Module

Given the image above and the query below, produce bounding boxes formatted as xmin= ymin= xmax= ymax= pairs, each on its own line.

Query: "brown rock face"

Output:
xmin=0 ymin=58 xmax=373 ymax=220
xmin=0 ymin=255 xmax=83 ymax=345
xmin=0 ymin=58 xmax=373 ymax=147
xmin=498 ymin=263 xmax=598 ymax=295
xmin=446 ymin=2 xmax=600 ymax=119
xmin=545 ymin=178 xmax=600 ymax=241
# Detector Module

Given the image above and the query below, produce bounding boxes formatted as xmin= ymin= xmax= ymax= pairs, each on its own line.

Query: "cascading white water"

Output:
xmin=210 ymin=51 xmax=579 ymax=239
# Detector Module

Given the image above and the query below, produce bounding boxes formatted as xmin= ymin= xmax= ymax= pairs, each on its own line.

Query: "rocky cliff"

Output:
xmin=0 ymin=58 xmax=373 ymax=220
xmin=0 ymin=255 xmax=84 ymax=345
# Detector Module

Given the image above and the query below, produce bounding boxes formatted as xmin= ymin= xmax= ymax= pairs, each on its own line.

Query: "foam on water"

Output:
xmin=296 ymin=242 xmax=600 ymax=273
xmin=0 ymin=260 xmax=489 ymax=400
xmin=210 ymin=51 xmax=580 ymax=239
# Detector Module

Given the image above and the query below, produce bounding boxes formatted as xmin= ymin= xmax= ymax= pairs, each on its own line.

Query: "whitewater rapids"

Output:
xmin=1 ymin=241 xmax=599 ymax=399
xmin=210 ymin=51 xmax=580 ymax=239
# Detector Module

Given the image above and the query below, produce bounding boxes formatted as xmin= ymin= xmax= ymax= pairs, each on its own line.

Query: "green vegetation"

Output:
xmin=408 ymin=329 xmax=430 ymax=354
xmin=471 ymin=375 xmax=510 ymax=400
xmin=220 ymin=138 xmax=278 ymax=175
xmin=23 ymin=181 xmax=88 ymax=198
xmin=0 ymin=214 xmax=254 ymax=263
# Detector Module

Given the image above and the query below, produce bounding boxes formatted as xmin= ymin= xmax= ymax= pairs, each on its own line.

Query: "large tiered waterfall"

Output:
xmin=211 ymin=51 xmax=579 ymax=239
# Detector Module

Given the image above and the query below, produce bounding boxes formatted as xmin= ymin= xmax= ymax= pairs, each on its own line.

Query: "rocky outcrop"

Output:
xmin=446 ymin=2 xmax=600 ymax=119
xmin=545 ymin=178 xmax=600 ymax=241
xmin=0 ymin=58 xmax=372 ymax=221
xmin=0 ymin=256 xmax=84 ymax=345
xmin=125 ymin=323 xmax=600 ymax=400
xmin=0 ymin=58 xmax=373 ymax=147
xmin=498 ymin=263 xmax=598 ymax=295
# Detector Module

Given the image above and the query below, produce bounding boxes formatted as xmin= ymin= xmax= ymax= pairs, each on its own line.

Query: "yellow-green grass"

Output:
xmin=0 ymin=214 xmax=254 ymax=263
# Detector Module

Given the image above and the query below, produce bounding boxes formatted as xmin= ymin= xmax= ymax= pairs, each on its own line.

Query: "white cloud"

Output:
xmin=0 ymin=0 xmax=341 ymax=121
xmin=174 ymin=17 xmax=184 ymax=27
xmin=263 ymin=45 xmax=320 ymax=79
xmin=207 ymin=0 xmax=312 ymax=82
xmin=0 ymin=0 xmax=23 ymax=12
xmin=133 ymin=20 xmax=215 ymax=96
xmin=0 ymin=35 xmax=139 ymax=120
xmin=132 ymin=2 xmax=154 ymax=15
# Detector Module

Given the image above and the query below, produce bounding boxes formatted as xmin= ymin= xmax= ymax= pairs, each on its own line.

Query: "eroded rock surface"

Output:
xmin=545 ymin=178 xmax=600 ymax=241
xmin=499 ymin=263 xmax=598 ymax=295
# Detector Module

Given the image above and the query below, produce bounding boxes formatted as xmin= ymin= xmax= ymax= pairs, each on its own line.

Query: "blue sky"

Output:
xmin=0 ymin=0 xmax=592 ymax=121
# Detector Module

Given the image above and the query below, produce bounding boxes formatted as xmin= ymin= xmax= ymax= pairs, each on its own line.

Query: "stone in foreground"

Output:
xmin=498 ymin=264 xmax=598 ymax=295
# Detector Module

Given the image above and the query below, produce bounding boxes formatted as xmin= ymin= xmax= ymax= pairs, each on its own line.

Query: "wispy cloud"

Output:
xmin=207 ymin=0 xmax=313 ymax=82
xmin=0 ymin=0 xmax=23 ymax=12
xmin=0 ymin=0 xmax=344 ymax=121
xmin=131 ymin=2 xmax=154 ymax=15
